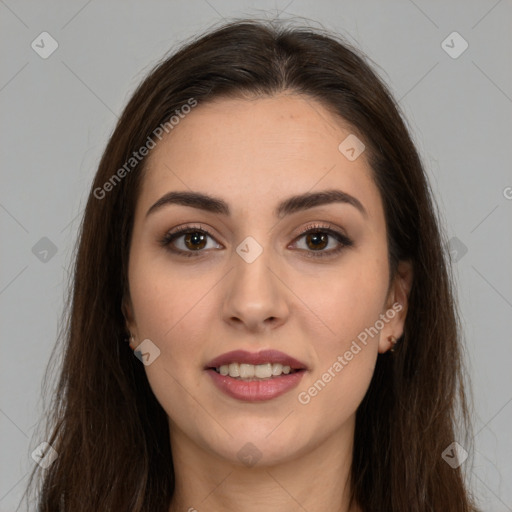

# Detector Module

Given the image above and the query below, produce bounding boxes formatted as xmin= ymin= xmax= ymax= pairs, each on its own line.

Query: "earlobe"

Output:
xmin=388 ymin=335 xmax=397 ymax=352
xmin=127 ymin=334 xmax=136 ymax=351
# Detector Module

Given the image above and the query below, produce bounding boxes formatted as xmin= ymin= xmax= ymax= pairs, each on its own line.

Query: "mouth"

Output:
xmin=204 ymin=349 xmax=307 ymax=401
xmin=208 ymin=362 xmax=303 ymax=380
xmin=205 ymin=349 xmax=307 ymax=376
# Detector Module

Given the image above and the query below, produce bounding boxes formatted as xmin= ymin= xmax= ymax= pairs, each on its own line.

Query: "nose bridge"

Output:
xmin=222 ymin=234 xmax=289 ymax=330
xmin=232 ymin=237 xmax=277 ymax=302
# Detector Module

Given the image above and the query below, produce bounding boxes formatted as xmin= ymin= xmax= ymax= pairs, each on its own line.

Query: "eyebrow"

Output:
xmin=146 ymin=189 xmax=367 ymax=219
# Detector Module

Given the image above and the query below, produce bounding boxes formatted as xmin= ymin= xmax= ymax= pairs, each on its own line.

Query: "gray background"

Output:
xmin=1 ymin=1 xmax=511 ymax=510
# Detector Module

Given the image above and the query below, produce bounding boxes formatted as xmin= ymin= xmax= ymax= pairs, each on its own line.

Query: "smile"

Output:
xmin=213 ymin=362 xmax=299 ymax=379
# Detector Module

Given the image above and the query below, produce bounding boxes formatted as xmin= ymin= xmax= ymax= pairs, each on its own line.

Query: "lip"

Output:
xmin=206 ymin=368 xmax=306 ymax=402
xmin=204 ymin=349 xmax=308 ymax=402
xmin=205 ymin=349 xmax=308 ymax=371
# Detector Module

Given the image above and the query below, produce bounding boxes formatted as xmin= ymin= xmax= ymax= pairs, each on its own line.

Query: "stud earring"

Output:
xmin=388 ymin=335 xmax=397 ymax=352
xmin=125 ymin=334 xmax=135 ymax=350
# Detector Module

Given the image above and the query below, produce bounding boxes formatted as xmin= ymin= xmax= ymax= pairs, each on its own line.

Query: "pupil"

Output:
xmin=307 ymin=232 xmax=327 ymax=250
xmin=185 ymin=232 xmax=206 ymax=250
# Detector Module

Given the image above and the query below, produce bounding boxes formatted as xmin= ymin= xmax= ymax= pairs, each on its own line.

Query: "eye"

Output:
xmin=160 ymin=225 xmax=222 ymax=257
xmin=160 ymin=222 xmax=353 ymax=259
xmin=291 ymin=223 xmax=353 ymax=258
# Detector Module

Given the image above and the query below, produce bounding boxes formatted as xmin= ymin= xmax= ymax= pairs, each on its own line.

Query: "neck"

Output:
xmin=168 ymin=417 xmax=361 ymax=512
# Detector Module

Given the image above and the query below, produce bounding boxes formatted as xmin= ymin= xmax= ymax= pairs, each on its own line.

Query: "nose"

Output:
xmin=222 ymin=245 xmax=290 ymax=333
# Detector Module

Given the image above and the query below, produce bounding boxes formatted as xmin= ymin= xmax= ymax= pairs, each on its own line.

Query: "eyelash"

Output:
xmin=159 ymin=223 xmax=353 ymax=259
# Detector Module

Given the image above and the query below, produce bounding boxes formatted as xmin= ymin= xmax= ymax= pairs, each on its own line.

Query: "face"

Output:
xmin=124 ymin=93 xmax=411 ymax=467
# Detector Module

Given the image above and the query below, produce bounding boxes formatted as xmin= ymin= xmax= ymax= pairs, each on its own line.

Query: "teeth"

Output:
xmin=228 ymin=362 xmax=240 ymax=377
xmin=215 ymin=362 xmax=296 ymax=379
xmin=239 ymin=364 xmax=255 ymax=379
xmin=255 ymin=363 xmax=272 ymax=378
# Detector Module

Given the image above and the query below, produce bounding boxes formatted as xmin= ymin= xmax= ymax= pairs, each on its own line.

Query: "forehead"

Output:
xmin=138 ymin=93 xmax=381 ymax=221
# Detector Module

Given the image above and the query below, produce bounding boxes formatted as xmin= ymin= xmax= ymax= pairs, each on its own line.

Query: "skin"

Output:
xmin=123 ymin=93 xmax=413 ymax=512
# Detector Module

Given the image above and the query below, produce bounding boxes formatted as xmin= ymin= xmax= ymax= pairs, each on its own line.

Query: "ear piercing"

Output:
xmin=388 ymin=335 xmax=397 ymax=352
xmin=125 ymin=333 xmax=135 ymax=350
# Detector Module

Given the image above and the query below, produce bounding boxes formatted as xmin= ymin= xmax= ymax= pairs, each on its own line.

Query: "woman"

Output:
xmin=26 ymin=19 xmax=479 ymax=511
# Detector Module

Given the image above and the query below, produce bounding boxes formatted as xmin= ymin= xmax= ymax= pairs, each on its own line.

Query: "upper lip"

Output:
xmin=205 ymin=349 xmax=308 ymax=370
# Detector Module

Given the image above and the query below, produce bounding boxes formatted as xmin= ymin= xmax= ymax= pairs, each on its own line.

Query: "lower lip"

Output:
xmin=206 ymin=369 xmax=306 ymax=402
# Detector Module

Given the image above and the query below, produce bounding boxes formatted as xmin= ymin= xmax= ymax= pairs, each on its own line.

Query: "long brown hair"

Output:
xmin=24 ymin=18 xmax=478 ymax=511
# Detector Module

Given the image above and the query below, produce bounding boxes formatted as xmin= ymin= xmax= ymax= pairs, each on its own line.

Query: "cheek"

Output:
xmin=292 ymin=255 xmax=387 ymax=418
xmin=128 ymin=263 xmax=219 ymax=423
xmin=293 ymin=252 xmax=389 ymax=350
xmin=128 ymin=255 xmax=222 ymax=389
xmin=129 ymin=250 xmax=216 ymax=341
xmin=297 ymin=349 xmax=377 ymax=438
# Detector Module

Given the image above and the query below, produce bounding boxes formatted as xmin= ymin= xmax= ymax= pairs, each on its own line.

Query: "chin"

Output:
xmin=212 ymin=424 xmax=309 ymax=468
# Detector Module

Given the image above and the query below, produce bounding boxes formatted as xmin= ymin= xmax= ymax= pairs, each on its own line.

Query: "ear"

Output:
xmin=378 ymin=259 xmax=413 ymax=354
xmin=122 ymin=293 xmax=137 ymax=350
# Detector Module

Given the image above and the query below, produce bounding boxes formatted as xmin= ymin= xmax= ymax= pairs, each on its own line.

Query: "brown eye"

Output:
xmin=160 ymin=225 xmax=222 ymax=257
xmin=304 ymin=232 xmax=329 ymax=251
xmin=183 ymin=232 xmax=207 ymax=250
xmin=292 ymin=224 xmax=354 ymax=259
